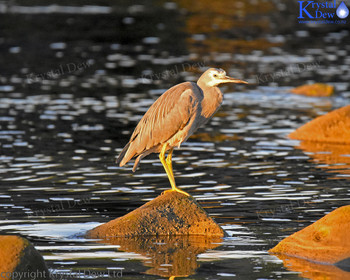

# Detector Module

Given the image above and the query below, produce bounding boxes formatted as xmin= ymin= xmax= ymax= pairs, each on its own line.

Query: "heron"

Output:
xmin=116 ymin=68 xmax=248 ymax=196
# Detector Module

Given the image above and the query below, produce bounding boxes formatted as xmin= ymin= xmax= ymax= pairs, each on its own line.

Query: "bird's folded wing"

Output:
xmin=129 ymin=82 xmax=200 ymax=155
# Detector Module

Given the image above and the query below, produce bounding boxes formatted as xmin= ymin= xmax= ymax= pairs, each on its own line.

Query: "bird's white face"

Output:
xmin=206 ymin=69 xmax=227 ymax=87
xmin=205 ymin=68 xmax=248 ymax=87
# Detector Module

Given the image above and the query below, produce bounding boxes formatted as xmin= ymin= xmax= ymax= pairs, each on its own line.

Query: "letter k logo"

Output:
xmin=298 ymin=1 xmax=314 ymax=18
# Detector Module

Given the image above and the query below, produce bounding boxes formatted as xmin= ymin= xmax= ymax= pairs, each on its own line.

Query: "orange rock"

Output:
xmin=269 ymin=205 xmax=350 ymax=264
xmin=289 ymin=105 xmax=350 ymax=144
xmin=86 ymin=191 xmax=225 ymax=238
xmin=0 ymin=235 xmax=49 ymax=280
xmin=290 ymin=83 xmax=334 ymax=97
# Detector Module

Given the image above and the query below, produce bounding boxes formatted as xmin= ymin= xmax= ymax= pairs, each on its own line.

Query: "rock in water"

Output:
xmin=289 ymin=105 xmax=350 ymax=144
xmin=290 ymin=83 xmax=334 ymax=97
xmin=86 ymin=191 xmax=225 ymax=238
xmin=0 ymin=235 xmax=50 ymax=280
xmin=269 ymin=205 xmax=350 ymax=265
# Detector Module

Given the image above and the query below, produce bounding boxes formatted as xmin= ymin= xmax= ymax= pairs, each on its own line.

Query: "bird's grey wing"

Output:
xmin=117 ymin=82 xmax=200 ymax=167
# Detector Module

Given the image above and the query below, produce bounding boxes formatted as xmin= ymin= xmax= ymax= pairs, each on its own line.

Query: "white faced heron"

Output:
xmin=116 ymin=68 xmax=248 ymax=196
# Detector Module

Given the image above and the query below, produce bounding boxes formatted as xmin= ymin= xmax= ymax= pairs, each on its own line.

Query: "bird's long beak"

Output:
xmin=222 ymin=76 xmax=248 ymax=84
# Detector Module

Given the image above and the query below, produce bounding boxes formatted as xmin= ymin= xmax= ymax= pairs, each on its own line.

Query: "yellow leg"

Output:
xmin=159 ymin=145 xmax=176 ymax=189
xmin=166 ymin=147 xmax=174 ymax=179
xmin=159 ymin=144 xmax=189 ymax=196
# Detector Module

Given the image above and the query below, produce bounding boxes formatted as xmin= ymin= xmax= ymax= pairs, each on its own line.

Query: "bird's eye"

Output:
xmin=213 ymin=74 xmax=218 ymax=77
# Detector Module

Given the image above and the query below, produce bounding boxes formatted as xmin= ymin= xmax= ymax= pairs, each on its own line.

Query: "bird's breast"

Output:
xmin=200 ymin=87 xmax=223 ymax=120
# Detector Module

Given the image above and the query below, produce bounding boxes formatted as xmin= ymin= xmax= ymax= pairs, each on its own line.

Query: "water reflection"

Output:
xmin=273 ymin=254 xmax=350 ymax=280
xmin=175 ymin=0 xmax=279 ymax=57
xmin=190 ymin=132 xmax=240 ymax=142
xmin=94 ymin=235 xmax=221 ymax=277
xmin=296 ymin=141 xmax=350 ymax=178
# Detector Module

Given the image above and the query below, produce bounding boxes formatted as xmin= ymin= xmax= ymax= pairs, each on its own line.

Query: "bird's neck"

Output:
xmin=198 ymin=84 xmax=223 ymax=119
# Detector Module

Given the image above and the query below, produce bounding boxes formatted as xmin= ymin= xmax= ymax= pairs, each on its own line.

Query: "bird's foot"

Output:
xmin=175 ymin=187 xmax=190 ymax=196
xmin=162 ymin=187 xmax=190 ymax=196
xmin=161 ymin=189 xmax=173 ymax=195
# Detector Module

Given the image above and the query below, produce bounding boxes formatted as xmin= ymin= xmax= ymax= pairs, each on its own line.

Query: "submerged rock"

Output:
xmin=86 ymin=191 xmax=225 ymax=238
xmin=269 ymin=205 xmax=350 ymax=265
xmin=290 ymin=83 xmax=334 ymax=97
xmin=289 ymin=105 xmax=350 ymax=144
xmin=0 ymin=235 xmax=50 ymax=280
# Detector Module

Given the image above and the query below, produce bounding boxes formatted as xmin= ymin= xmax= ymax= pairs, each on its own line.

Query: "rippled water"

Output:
xmin=1 ymin=88 xmax=350 ymax=279
xmin=1 ymin=1 xmax=350 ymax=279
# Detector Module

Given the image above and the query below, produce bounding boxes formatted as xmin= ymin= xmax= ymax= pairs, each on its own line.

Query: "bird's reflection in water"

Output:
xmin=99 ymin=235 xmax=222 ymax=278
xmin=272 ymin=254 xmax=350 ymax=280
xmin=296 ymin=141 xmax=350 ymax=177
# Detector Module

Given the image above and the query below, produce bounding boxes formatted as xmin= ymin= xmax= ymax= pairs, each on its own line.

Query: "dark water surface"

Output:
xmin=1 ymin=1 xmax=350 ymax=279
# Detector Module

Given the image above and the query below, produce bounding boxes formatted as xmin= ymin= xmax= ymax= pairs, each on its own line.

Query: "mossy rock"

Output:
xmin=86 ymin=191 xmax=225 ymax=238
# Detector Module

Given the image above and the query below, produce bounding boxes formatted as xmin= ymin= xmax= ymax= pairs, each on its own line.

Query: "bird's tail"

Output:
xmin=116 ymin=142 xmax=131 ymax=167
